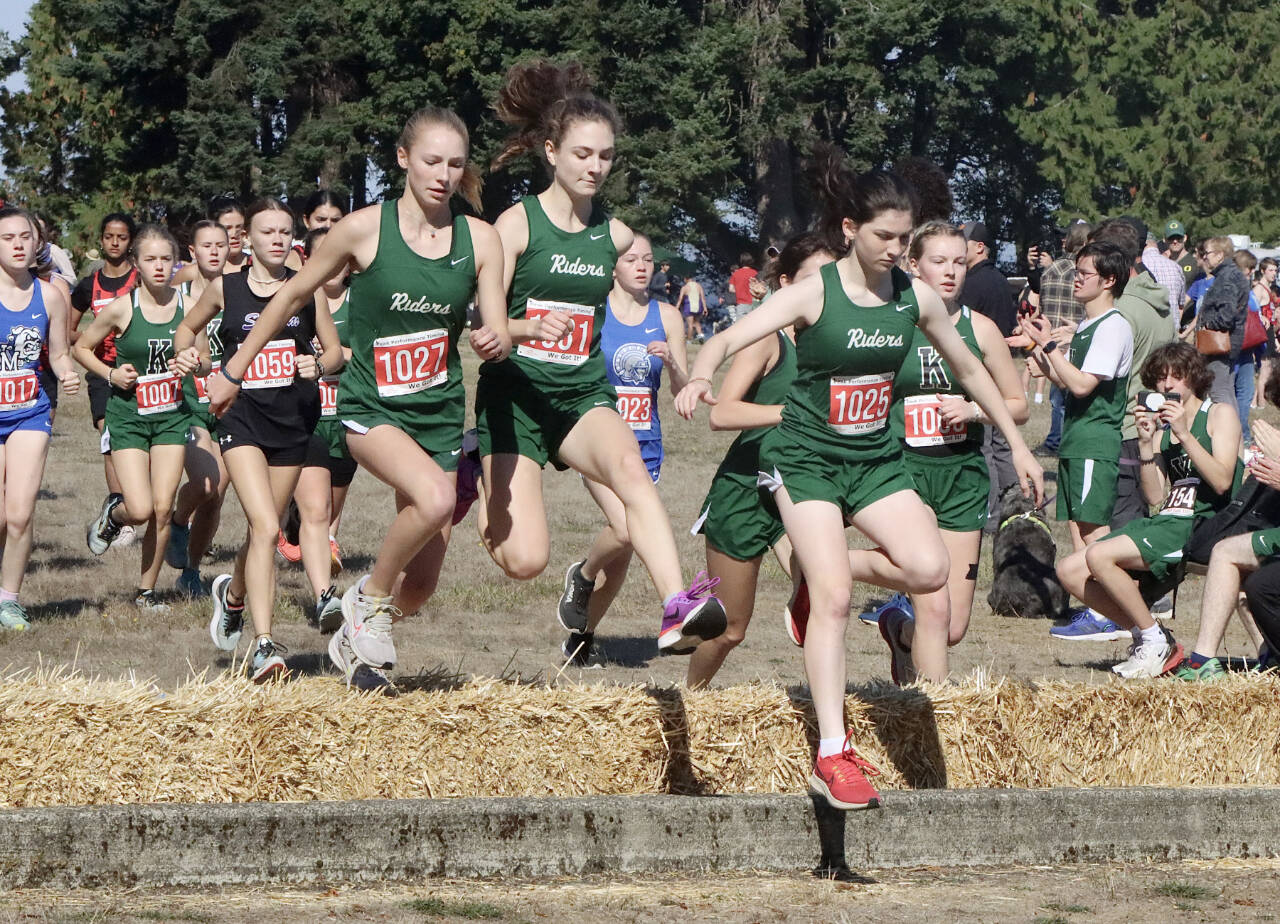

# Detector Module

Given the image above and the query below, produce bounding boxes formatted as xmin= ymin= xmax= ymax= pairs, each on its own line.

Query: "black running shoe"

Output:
xmin=561 ymin=631 xmax=595 ymax=667
xmin=557 ymin=561 xmax=594 ymax=633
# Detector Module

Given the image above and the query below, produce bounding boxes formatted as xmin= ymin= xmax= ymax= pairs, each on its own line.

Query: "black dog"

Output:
xmin=987 ymin=483 xmax=1068 ymax=620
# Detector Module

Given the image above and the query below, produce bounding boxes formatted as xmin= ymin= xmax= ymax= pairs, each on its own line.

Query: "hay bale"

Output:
xmin=2 ymin=669 xmax=1279 ymax=806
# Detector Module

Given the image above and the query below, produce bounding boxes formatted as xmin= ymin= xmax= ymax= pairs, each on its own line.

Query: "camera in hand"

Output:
xmin=1137 ymin=390 xmax=1180 ymax=412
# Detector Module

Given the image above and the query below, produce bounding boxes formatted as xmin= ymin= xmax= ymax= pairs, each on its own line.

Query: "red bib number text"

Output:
xmin=319 ymin=375 xmax=340 ymax=416
xmin=0 ymin=370 xmax=39 ymax=413
xmin=135 ymin=371 xmax=181 ymax=416
xmin=903 ymin=394 xmax=968 ymax=447
xmin=193 ymin=360 xmax=220 ymax=405
xmin=373 ymin=329 xmax=448 ymax=397
xmin=1160 ymin=478 xmax=1199 ymax=518
xmin=615 ymin=385 xmax=653 ymax=431
xmin=828 ymin=373 xmax=893 ymax=435
xmin=243 ymin=340 xmax=297 ymax=390
xmin=516 ymin=299 xmax=595 ymax=367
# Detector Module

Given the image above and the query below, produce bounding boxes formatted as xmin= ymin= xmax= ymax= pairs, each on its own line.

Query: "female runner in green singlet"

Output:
xmin=685 ymin=233 xmax=836 ymax=688
xmin=474 ymin=60 xmax=726 ymax=654
xmin=76 ymin=225 xmax=207 ymax=610
xmin=677 ymin=151 xmax=1044 ymax=812
xmin=205 ymin=107 xmax=511 ymax=692
xmin=168 ymin=220 xmax=232 ymax=597
xmin=874 ymin=222 xmax=1028 ymax=684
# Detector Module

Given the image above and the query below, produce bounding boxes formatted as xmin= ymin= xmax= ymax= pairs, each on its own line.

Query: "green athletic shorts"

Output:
xmin=339 ymin=415 xmax=461 ymax=472
xmin=760 ymin=438 xmax=915 ymax=522
xmin=105 ymin=405 xmax=192 ymax=452
xmin=475 ymin=375 xmax=618 ymax=470
xmin=1252 ymin=527 xmax=1280 ymax=560
xmin=694 ymin=466 xmax=784 ymax=562
xmin=1055 ymin=457 xmax=1119 ymax=526
xmin=904 ymin=450 xmax=990 ymax=533
xmin=315 ymin=416 xmax=350 ymax=461
xmin=1107 ymin=514 xmax=1194 ymax=583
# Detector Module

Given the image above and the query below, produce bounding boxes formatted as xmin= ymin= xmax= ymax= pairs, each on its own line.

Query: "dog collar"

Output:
xmin=998 ymin=510 xmax=1053 ymax=537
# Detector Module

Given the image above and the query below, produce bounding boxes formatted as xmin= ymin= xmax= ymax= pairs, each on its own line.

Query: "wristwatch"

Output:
xmin=1043 ymin=340 xmax=1058 ymax=354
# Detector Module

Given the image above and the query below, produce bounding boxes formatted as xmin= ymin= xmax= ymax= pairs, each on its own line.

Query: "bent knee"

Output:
xmin=902 ymin=556 xmax=949 ymax=594
xmin=121 ymin=498 xmax=153 ymax=525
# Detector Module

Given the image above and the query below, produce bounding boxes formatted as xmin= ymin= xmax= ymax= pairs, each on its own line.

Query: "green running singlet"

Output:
xmin=338 ymin=202 xmax=475 ymax=459
xmin=481 ymin=196 xmax=617 ymax=394
xmin=890 ymin=305 xmax=984 ymax=457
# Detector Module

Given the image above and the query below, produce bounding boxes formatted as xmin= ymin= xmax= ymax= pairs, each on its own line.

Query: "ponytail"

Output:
xmin=810 ymin=143 xmax=918 ymax=252
xmin=491 ymin=59 xmax=620 ymax=172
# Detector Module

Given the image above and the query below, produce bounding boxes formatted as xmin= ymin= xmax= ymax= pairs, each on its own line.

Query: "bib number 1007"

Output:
xmin=516 ymin=299 xmax=595 ymax=367
xmin=828 ymin=373 xmax=893 ymax=435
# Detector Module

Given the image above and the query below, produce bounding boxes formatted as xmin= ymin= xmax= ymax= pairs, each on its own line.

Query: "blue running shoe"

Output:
xmin=859 ymin=592 xmax=912 ymax=626
xmin=165 ymin=522 xmax=190 ymax=570
xmin=1049 ymin=608 xmax=1125 ymax=641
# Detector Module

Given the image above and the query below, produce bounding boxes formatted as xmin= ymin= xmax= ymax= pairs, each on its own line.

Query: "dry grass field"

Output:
xmin=2 ymin=348 xmax=1271 ymax=691
xmin=2 ymin=859 xmax=1278 ymax=922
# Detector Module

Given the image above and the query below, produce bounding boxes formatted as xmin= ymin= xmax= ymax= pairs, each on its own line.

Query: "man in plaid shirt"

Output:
xmin=1035 ymin=221 xmax=1093 ymax=454
xmin=1140 ymin=229 xmax=1186 ymax=334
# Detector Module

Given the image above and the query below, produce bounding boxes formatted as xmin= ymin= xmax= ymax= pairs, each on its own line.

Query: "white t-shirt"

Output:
xmin=1075 ymin=310 xmax=1134 ymax=380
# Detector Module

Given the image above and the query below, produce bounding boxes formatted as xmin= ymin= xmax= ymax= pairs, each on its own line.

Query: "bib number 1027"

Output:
xmin=373 ymin=329 xmax=449 ymax=397
xmin=828 ymin=373 xmax=893 ymax=435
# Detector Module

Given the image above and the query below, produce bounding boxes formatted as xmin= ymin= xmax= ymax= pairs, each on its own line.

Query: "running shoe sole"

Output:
xmin=658 ymin=598 xmax=727 ymax=655
xmin=329 ymin=629 xmax=395 ymax=694
xmin=249 ymin=656 xmax=287 ymax=684
xmin=208 ymin=573 xmax=241 ymax=651
xmin=807 ymin=772 xmax=881 ymax=811
xmin=1049 ymin=626 xmax=1127 ymax=642
xmin=878 ymin=608 xmax=915 ymax=686
xmin=317 ymin=598 xmax=343 ymax=634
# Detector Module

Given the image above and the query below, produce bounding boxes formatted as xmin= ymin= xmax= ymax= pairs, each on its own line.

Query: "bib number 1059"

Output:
xmin=828 ymin=373 xmax=893 ymax=435
xmin=516 ymin=299 xmax=595 ymax=367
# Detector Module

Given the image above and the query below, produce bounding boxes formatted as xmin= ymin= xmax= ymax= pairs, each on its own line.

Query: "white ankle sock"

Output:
xmin=818 ymin=736 xmax=846 ymax=758
xmin=1140 ymin=624 xmax=1165 ymax=648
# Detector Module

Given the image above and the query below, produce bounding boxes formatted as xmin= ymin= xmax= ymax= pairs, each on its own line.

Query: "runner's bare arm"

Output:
xmin=41 ymin=279 xmax=79 ymax=393
xmin=657 ymin=301 xmax=689 ymax=395
xmin=71 ymin=294 xmax=132 ymax=384
xmin=468 ymin=218 xmax=512 ymax=362
xmin=707 ymin=335 xmax=785 ymax=432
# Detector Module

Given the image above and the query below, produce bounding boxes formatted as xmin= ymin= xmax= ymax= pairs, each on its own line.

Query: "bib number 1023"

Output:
xmin=516 ymin=299 xmax=595 ymax=367
xmin=828 ymin=373 xmax=892 ymax=435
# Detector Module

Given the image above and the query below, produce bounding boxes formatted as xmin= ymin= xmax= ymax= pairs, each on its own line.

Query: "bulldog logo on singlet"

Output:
xmin=146 ymin=338 xmax=174 ymax=375
xmin=915 ymin=346 xmax=952 ymax=390
xmin=612 ymin=342 xmax=652 ymax=385
xmin=549 ymin=254 xmax=607 ymax=278
xmin=846 ymin=329 xmax=905 ymax=349
xmin=0 ymin=327 xmax=42 ymax=372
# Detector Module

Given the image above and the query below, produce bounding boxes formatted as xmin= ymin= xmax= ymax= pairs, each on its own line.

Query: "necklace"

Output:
xmin=247 ymin=268 xmax=285 ymax=285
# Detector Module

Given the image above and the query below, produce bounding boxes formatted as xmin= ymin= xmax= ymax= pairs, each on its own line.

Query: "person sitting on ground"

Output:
xmin=1056 ymin=343 xmax=1241 ymax=679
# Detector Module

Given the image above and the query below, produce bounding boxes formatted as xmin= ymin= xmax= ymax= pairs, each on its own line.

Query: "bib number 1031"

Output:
xmin=516 ymin=299 xmax=595 ymax=367
xmin=828 ymin=373 xmax=892 ymax=435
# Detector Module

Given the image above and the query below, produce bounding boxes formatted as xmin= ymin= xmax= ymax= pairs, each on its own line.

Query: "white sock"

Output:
xmin=1034 ymin=392 xmax=1044 ymax=404
xmin=818 ymin=736 xmax=846 ymax=758
xmin=1140 ymin=624 xmax=1165 ymax=649
xmin=663 ymin=591 xmax=678 ymax=608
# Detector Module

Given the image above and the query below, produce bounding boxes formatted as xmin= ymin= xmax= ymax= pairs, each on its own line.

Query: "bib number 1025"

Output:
xmin=828 ymin=373 xmax=892 ymax=435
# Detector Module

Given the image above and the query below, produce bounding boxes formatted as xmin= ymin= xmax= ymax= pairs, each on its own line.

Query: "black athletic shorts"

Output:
xmin=87 ymin=372 xmax=110 ymax=425
xmin=216 ymin=426 xmax=309 ymax=467
xmin=39 ymin=367 xmax=57 ymax=411
xmin=304 ymin=433 xmax=358 ymax=487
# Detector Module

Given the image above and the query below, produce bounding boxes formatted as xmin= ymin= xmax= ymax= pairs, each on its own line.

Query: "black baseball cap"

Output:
xmin=962 ymin=221 xmax=995 ymax=248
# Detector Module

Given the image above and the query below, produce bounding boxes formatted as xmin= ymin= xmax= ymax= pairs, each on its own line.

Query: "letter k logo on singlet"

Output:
xmin=917 ymin=346 xmax=951 ymax=390
xmin=147 ymin=338 xmax=172 ymax=375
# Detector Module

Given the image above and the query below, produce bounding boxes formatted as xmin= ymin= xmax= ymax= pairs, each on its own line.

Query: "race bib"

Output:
xmin=516 ymin=299 xmax=595 ymax=367
xmin=135 ymin=371 xmax=181 ymax=416
xmin=1160 ymin=477 xmax=1199 ymax=518
xmin=373 ymin=329 xmax=448 ymax=397
xmin=828 ymin=373 xmax=893 ymax=435
xmin=615 ymin=385 xmax=653 ymax=431
xmin=903 ymin=394 xmax=968 ymax=447
xmin=242 ymin=340 xmax=297 ymax=390
xmin=0 ymin=369 xmax=39 ymax=413
xmin=193 ymin=360 xmax=221 ymax=405
xmin=319 ymin=375 xmax=340 ymax=417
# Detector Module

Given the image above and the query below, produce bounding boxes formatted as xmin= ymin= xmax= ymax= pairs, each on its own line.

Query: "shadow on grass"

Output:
xmin=594 ymin=635 xmax=656 ymax=668
xmin=31 ymin=598 xmax=97 ymax=622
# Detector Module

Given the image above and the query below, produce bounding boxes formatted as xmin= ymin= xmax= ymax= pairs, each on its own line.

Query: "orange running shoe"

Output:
xmin=276 ymin=530 xmax=301 ymax=563
xmin=809 ymin=733 xmax=882 ymax=811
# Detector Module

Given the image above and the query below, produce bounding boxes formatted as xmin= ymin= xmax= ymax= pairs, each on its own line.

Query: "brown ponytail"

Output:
xmin=810 ymin=143 xmax=918 ymax=252
xmin=491 ymin=59 xmax=620 ymax=171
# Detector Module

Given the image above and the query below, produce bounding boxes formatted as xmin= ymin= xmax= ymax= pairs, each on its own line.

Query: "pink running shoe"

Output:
xmin=658 ymin=572 xmax=727 ymax=655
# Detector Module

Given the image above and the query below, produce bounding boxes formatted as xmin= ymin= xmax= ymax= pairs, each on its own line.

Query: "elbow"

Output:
xmin=1008 ymin=399 xmax=1030 ymax=426
xmin=708 ymin=409 xmax=729 ymax=431
xmin=1068 ymin=382 xmax=1093 ymax=399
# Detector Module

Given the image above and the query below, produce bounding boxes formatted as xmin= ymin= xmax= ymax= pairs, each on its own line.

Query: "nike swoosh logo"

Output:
xmin=451 ymin=256 xmax=470 ymax=266
xmin=644 ymin=327 xmax=660 ymax=334
xmin=590 ymin=233 xmax=607 ymax=240
xmin=895 ymin=305 xmax=910 ymax=312
xmin=450 ymin=448 xmax=462 ymax=456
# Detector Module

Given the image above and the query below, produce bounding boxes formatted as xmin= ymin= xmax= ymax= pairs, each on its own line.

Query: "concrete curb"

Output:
xmin=1 ymin=788 xmax=1277 ymax=887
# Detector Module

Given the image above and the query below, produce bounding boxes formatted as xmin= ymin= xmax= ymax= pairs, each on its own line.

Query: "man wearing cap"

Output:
xmin=960 ymin=221 xmax=1018 ymax=337
xmin=960 ymin=220 xmax=1018 ymax=519
xmin=1164 ymin=220 xmax=1197 ymax=284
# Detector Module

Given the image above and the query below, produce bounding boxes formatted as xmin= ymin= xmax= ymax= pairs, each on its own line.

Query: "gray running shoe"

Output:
xmin=341 ymin=576 xmax=398 ymax=669
xmin=208 ymin=573 xmax=243 ymax=651
xmin=0 ymin=600 xmax=31 ymax=631
xmin=247 ymin=637 xmax=288 ymax=684
xmin=557 ymin=561 xmax=594 ymax=633
xmin=87 ymin=493 xmax=124 ymax=555
xmin=312 ymin=584 xmax=342 ymax=633
xmin=328 ymin=625 xmax=396 ymax=695
xmin=134 ymin=589 xmax=171 ymax=613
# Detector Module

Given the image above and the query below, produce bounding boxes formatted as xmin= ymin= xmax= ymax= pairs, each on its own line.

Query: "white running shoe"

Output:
xmin=86 ymin=494 xmax=123 ymax=555
xmin=1112 ymin=636 xmax=1182 ymax=679
xmin=341 ymin=575 xmax=399 ymax=669
xmin=208 ymin=573 xmax=243 ymax=651
xmin=329 ymin=625 xmax=396 ymax=695
xmin=115 ymin=524 xmax=138 ymax=549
